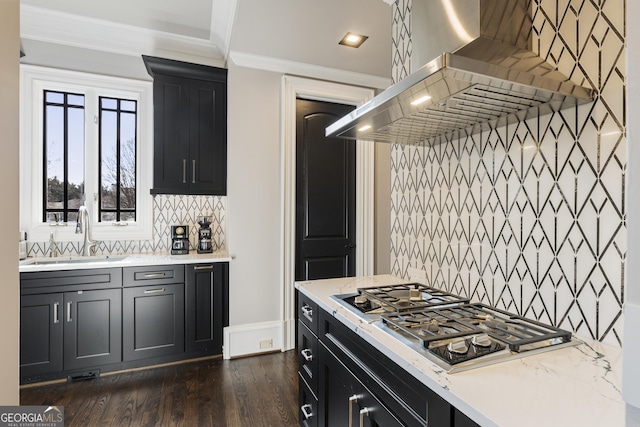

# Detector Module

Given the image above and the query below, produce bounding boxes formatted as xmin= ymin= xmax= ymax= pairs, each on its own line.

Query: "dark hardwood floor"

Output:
xmin=20 ymin=350 xmax=300 ymax=427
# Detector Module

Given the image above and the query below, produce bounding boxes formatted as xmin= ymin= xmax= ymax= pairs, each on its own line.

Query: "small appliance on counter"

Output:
xmin=19 ymin=230 xmax=27 ymax=260
xmin=196 ymin=216 xmax=213 ymax=254
xmin=171 ymin=225 xmax=189 ymax=255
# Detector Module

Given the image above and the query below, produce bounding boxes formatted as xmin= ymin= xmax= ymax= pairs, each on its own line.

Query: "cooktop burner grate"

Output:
xmin=382 ymin=303 xmax=573 ymax=352
xmin=357 ymin=283 xmax=469 ymax=312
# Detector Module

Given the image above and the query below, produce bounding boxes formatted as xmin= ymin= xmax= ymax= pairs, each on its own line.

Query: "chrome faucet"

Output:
xmin=48 ymin=231 xmax=59 ymax=258
xmin=76 ymin=205 xmax=96 ymax=256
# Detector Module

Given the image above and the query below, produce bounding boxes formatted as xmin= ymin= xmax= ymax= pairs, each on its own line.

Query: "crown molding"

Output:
xmin=20 ymin=4 xmax=226 ymax=67
xmin=229 ymin=51 xmax=391 ymax=90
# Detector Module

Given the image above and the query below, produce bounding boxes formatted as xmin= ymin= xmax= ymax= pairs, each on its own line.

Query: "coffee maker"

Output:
xmin=196 ymin=216 xmax=213 ymax=254
xmin=171 ymin=225 xmax=189 ymax=255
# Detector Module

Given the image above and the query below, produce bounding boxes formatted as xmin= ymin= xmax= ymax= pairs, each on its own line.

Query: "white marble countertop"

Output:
xmin=19 ymin=250 xmax=233 ymax=272
xmin=295 ymin=274 xmax=624 ymax=427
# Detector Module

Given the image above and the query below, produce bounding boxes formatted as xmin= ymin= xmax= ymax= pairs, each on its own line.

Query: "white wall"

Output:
xmin=0 ymin=0 xmax=21 ymax=404
xmin=225 ymin=62 xmax=284 ymax=349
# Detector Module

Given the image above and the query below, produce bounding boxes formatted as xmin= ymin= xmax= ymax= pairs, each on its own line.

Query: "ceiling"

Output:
xmin=19 ymin=0 xmax=392 ymax=84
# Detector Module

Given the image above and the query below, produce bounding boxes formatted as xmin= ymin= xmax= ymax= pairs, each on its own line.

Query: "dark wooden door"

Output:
xmin=296 ymin=98 xmax=356 ymax=281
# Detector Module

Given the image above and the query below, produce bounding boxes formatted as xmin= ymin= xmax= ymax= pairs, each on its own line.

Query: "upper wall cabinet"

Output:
xmin=143 ymin=56 xmax=227 ymax=195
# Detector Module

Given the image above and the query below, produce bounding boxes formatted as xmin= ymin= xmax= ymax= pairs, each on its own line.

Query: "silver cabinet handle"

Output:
xmin=194 ymin=265 xmax=214 ymax=271
xmin=301 ymin=304 xmax=313 ymax=321
xmin=300 ymin=348 xmax=313 ymax=362
xmin=192 ymin=159 xmax=196 ymax=183
xmin=182 ymin=159 xmax=187 ymax=183
xmin=53 ymin=302 xmax=59 ymax=324
xmin=144 ymin=288 xmax=166 ymax=294
xmin=66 ymin=301 xmax=72 ymax=322
xmin=359 ymin=408 xmax=370 ymax=427
xmin=300 ymin=404 xmax=313 ymax=420
xmin=143 ymin=272 xmax=166 ymax=278
xmin=348 ymin=395 xmax=358 ymax=427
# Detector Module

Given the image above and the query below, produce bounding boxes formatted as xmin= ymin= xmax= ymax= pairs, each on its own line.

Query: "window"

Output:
xmin=43 ymin=90 xmax=85 ymax=223
xmin=99 ymin=97 xmax=137 ymax=222
xmin=21 ymin=65 xmax=153 ymax=243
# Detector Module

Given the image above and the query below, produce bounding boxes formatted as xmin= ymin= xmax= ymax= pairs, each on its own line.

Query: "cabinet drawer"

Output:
xmin=20 ymin=268 xmax=122 ymax=294
xmin=298 ymin=373 xmax=318 ymax=427
xmin=298 ymin=292 xmax=318 ymax=336
xmin=123 ymin=265 xmax=184 ymax=287
xmin=320 ymin=309 xmax=450 ymax=427
xmin=298 ymin=320 xmax=318 ymax=395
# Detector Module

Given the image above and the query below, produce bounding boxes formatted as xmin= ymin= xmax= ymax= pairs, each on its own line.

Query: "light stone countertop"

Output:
xmin=19 ymin=250 xmax=233 ymax=273
xmin=295 ymin=274 xmax=624 ymax=427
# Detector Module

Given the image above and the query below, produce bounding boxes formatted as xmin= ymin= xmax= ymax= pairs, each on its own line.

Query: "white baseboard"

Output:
xmin=223 ymin=321 xmax=283 ymax=359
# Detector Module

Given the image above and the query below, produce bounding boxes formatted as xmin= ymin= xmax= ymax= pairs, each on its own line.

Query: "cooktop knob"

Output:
xmin=447 ymin=339 xmax=469 ymax=354
xmin=472 ymin=333 xmax=492 ymax=348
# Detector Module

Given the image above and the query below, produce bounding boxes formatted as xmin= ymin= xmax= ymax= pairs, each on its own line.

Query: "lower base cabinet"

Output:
xmin=296 ymin=290 xmax=480 ymax=427
xmin=123 ymin=283 xmax=185 ymax=361
xmin=20 ymin=288 xmax=122 ymax=381
xmin=20 ymin=262 xmax=229 ymax=384
xmin=185 ymin=263 xmax=226 ymax=354
xmin=318 ymin=344 xmax=404 ymax=427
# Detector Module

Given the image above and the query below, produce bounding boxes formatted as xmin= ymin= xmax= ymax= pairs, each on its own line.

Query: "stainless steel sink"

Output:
xmin=21 ymin=255 xmax=128 ymax=266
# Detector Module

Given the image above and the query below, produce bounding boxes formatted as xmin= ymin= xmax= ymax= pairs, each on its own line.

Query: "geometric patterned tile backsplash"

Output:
xmin=28 ymin=195 xmax=226 ymax=257
xmin=390 ymin=0 xmax=625 ymax=346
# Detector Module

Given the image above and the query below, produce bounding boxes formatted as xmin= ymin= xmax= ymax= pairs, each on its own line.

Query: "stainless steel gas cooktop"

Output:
xmin=330 ymin=283 xmax=579 ymax=373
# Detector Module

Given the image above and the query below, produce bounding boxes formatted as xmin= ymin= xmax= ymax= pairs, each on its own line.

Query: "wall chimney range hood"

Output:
xmin=326 ymin=0 xmax=594 ymax=145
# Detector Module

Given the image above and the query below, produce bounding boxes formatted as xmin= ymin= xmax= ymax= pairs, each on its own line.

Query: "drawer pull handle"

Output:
xmin=301 ymin=404 xmax=313 ymax=420
xmin=53 ymin=302 xmax=59 ymax=324
xmin=144 ymin=288 xmax=166 ymax=294
xmin=143 ymin=273 xmax=166 ymax=278
xmin=194 ymin=265 xmax=214 ymax=271
xmin=301 ymin=348 xmax=313 ymax=362
xmin=348 ymin=395 xmax=358 ymax=427
xmin=301 ymin=304 xmax=313 ymax=321
xmin=359 ymin=408 xmax=370 ymax=427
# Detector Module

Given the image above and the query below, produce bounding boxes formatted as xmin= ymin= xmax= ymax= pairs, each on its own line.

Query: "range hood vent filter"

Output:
xmin=326 ymin=0 xmax=594 ymax=145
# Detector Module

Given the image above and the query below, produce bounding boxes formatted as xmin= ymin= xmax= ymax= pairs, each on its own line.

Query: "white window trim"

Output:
xmin=20 ymin=65 xmax=154 ymax=243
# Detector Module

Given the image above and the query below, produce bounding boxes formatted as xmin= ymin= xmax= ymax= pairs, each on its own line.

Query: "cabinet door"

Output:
xmin=63 ymin=289 xmax=122 ymax=370
xmin=151 ymin=73 xmax=191 ymax=194
xmin=317 ymin=344 xmax=403 ymax=427
xmin=123 ymin=283 xmax=185 ymax=361
xmin=188 ymin=79 xmax=227 ymax=195
xmin=185 ymin=263 xmax=224 ymax=354
xmin=20 ymin=293 xmax=63 ymax=378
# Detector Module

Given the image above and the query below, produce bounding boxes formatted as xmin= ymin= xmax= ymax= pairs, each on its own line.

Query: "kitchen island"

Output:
xmin=295 ymin=274 xmax=624 ymax=427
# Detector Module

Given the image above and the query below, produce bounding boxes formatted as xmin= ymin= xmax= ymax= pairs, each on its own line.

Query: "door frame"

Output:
xmin=281 ymin=76 xmax=375 ymax=350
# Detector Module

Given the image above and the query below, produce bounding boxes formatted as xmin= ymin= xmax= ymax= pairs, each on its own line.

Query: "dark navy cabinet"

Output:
xmin=20 ymin=268 xmax=122 ymax=383
xmin=185 ymin=262 xmax=228 ymax=354
xmin=143 ymin=55 xmax=227 ymax=196
xmin=296 ymin=290 xmax=458 ymax=427
xmin=20 ymin=262 xmax=229 ymax=384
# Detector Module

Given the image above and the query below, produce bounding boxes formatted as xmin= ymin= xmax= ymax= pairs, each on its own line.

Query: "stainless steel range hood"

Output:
xmin=326 ymin=0 xmax=594 ymax=145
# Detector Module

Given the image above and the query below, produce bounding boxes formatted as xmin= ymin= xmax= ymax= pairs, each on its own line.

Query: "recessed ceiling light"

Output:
xmin=411 ymin=95 xmax=432 ymax=106
xmin=339 ymin=32 xmax=369 ymax=48
xmin=358 ymin=125 xmax=372 ymax=132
